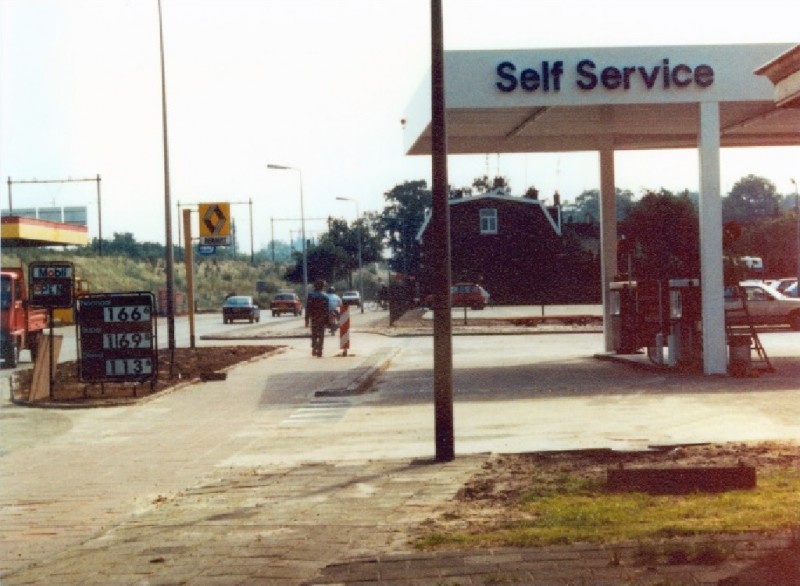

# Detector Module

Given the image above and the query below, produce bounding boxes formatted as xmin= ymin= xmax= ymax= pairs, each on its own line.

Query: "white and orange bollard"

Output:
xmin=339 ymin=305 xmax=350 ymax=356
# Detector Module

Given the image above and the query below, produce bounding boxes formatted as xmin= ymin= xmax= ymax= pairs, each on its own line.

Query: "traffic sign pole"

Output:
xmin=183 ymin=208 xmax=196 ymax=348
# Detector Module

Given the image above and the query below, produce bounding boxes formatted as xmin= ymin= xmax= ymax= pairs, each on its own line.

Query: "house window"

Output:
xmin=479 ymin=208 xmax=497 ymax=234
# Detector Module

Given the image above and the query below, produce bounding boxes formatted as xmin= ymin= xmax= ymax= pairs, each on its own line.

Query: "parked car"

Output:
xmin=774 ymin=278 xmax=797 ymax=297
xmin=451 ymin=282 xmax=489 ymax=310
xmin=764 ymin=277 xmax=797 ymax=297
xmin=341 ymin=290 xmax=362 ymax=308
xmin=270 ymin=292 xmax=303 ymax=316
xmin=724 ymin=282 xmax=800 ymax=330
xmin=223 ymin=295 xmax=261 ymax=324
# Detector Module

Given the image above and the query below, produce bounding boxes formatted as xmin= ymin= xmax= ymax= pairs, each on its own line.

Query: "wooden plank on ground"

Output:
xmin=29 ymin=335 xmax=63 ymax=402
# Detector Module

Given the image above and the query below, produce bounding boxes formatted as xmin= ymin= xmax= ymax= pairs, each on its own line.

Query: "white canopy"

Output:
xmin=404 ymin=43 xmax=800 ymax=375
xmin=405 ymin=44 xmax=799 ymax=154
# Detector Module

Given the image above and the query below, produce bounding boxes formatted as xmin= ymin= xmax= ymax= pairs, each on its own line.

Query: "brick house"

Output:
xmin=416 ymin=189 xmax=594 ymax=305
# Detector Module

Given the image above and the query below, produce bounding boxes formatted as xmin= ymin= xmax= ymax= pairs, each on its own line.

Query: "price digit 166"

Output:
xmin=104 ymin=305 xmax=150 ymax=323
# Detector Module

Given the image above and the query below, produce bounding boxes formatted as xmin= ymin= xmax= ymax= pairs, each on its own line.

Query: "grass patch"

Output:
xmin=417 ymin=469 xmax=800 ymax=549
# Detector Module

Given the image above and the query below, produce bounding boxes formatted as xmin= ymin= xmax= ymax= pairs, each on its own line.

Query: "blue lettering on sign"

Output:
xmin=496 ymin=61 xmax=564 ymax=93
xmin=497 ymin=57 xmax=714 ymax=93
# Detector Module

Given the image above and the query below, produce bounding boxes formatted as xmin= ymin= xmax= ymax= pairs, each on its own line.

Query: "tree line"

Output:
xmin=69 ymin=172 xmax=797 ymax=296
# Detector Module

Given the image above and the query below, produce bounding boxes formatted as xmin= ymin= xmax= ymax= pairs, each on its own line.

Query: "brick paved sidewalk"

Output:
xmin=2 ymin=457 xmax=486 ymax=586
xmin=306 ymin=533 xmax=800 ymax=585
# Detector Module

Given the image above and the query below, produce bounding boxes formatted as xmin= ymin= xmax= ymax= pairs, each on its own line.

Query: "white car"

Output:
xmin=778 ymin=280 xmax=798 ymax=298
xmin=341 ymin=290 xmax=362 ymax=308
xmin=763 ymin=277 xmax=796 ymax=296
xmin=725 ymin=282 xmax=800 ymax=330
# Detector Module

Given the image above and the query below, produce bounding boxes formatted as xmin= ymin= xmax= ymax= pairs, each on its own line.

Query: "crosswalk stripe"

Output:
xmin=281 ymin=399 xmax=350 ymax=426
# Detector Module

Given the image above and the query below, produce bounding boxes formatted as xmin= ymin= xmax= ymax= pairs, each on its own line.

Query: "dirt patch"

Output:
xmin=416 ymin=442 xmax=800 ymax=543
xmin=413 ymin=442 xmax=800 ymax=583
xmin=12 ymin=345 xmax=281 ymax=404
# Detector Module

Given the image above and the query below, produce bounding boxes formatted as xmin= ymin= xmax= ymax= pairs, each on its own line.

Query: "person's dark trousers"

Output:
xmin=310 ymin=321 xmax=326 ymax=356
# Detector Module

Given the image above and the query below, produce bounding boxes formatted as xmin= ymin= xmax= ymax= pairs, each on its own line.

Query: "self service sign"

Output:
xmin=77 ymin=292 xmax=158 ymax=383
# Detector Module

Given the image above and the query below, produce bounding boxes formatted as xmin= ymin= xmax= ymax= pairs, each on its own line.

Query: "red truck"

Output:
xmin=1 ymin=267 xmax=48 ymax=368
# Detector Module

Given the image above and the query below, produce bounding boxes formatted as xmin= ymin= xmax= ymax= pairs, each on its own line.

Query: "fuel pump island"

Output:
xmin=608 ymin=277 xmax=770 ymax=376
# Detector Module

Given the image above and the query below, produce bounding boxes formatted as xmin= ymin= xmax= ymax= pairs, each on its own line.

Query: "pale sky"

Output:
xmin=1 ymin=0 xmax=798 ymax=250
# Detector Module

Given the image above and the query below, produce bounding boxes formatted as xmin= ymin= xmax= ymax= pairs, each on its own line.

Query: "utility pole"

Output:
xmin=431 ymin=0 xmax=454 ymax=462
xmin=158 ymin=0 xmax=176 ymax=366
xmin=792 ymin=178 xmax=800 ymax=293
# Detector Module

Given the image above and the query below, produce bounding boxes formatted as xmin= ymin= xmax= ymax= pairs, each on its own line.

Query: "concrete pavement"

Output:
xmin=2 ymin=310 xmax=800 ymax=585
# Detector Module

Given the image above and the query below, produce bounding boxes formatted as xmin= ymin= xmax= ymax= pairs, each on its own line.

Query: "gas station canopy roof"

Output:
xmin=404 ymin=44 xmax=800 ymax=155
xmin=402 ymin=42 xmax=800 ymax=376
xmin=1 ymin=216 xmax=88 ymax=248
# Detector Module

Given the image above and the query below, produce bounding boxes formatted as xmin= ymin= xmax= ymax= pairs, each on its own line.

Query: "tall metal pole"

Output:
xmin=357 ymin=212 xmax=363 ymax=313
xmin=96 ymin=174 xmax=103 ymax=256
xmin=431 ymin=0 xmax=454 ymax=462
xmin=792 ymin=178 xmax=800 ymax=294
xmin=158 ymin=0 xmax=176 ymax=360
xmin=299 ymin=173 xmax=307 ymax=295
xmin=268 ymin=165 xmax=307 ymax=296
xmin=6 ymin=177 xmax=12 ymax=213
xmin=336 ymin=197 xmax=364 ymax=313
xmin=249 ymin=197 xmax=254 ymax=265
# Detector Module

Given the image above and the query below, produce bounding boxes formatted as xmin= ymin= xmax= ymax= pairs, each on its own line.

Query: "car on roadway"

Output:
xmin=451 ymin=282 xmax=490 ymax=310
xmin=782 ymin=281 xmax=799 ymax=298
xmin=775 ymin=278 xmax=797 ymax=297
xmin=270 ymin=292 xmax=303 ymax=316
xmin=764 ymin=277 xmax=797 ymax=297
xmin=341 ymin=290 xmax=362 ymax=308
xmin=222 ymin=295 xmax=261 ymax=324
xmin=725 ymin=281 xmax=800 ymax=330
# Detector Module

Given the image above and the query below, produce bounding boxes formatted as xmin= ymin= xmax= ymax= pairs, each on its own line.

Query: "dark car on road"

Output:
xmin=451 ymin=283 xmax=490 ymax=310
xmin=223 ymin=295 xmax=261 ymax=324
xmin=270 ymin=292 xmax=303 ymax=316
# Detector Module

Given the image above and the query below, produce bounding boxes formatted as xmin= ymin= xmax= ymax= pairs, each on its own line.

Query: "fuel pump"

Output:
xmin=609 ymin=279 xmax=668 ymax=359
xmin=609 ymin=280 xmax=638 ymax=354
xmin=668 ymin=278 xmax=702 ymax=370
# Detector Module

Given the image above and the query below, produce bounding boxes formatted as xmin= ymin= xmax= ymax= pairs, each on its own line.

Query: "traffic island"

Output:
xmin=9 ymin=345 xmax=282 ymax=407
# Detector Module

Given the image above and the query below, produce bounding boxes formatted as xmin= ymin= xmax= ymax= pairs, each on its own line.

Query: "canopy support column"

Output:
xmin=698 ymin=101 xmax=727 ymax=375
xmin=599 ymin=143 xmax=618 ymax=352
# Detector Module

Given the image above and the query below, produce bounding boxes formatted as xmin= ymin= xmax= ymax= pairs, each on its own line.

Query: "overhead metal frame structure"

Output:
xmin=6 ymin=175 xmax=100 ymax=252
xmin=404 ymin=43 xmax=800 ymax=375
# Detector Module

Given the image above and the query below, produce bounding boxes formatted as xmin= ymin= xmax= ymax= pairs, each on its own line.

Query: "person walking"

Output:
xmin=327 ymin=286 xmax=343 ymax=335
xmin=305 ymin=279 xmax=330 ymax=357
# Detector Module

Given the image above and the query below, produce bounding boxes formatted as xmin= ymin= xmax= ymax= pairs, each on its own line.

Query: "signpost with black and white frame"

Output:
xmin=77 ymin=292 xmax=158 ymax=388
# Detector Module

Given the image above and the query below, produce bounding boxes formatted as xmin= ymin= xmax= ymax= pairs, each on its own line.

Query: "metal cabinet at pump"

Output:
xmin=668 ymin=278 xmax=703 ymax=370
xmin=608 ymin=279 xmax=670 ymax=360
xmin=608 ymin=278 xmax=705 ymax=370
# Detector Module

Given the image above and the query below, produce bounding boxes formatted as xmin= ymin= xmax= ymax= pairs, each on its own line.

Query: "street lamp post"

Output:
xmin=792 ymin=178 xmax=800 ymax=294
xmin=336 ymin=197 xmax=364 ymax=313
xmin=267 ymin=165 xmax=307 ymax=296
xmin=158 ymin=0 xmax=176 ymax=359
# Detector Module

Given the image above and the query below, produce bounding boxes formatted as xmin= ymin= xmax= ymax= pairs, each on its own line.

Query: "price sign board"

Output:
xmin=77 ymin=292 xmax=158 ymax=383
xmin=29 ymin=261 xmax=75 ymax=308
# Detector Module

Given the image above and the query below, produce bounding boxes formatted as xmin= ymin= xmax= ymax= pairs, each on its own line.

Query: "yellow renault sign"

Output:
xmin=198 ymin=202 xmax=231 ymax=246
